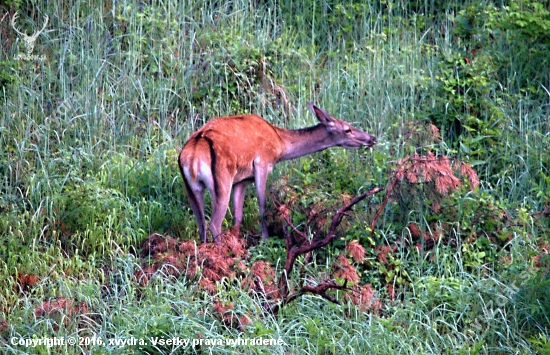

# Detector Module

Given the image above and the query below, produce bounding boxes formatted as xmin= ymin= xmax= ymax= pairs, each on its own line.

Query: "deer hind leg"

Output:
xmin=209 ymin=182 xmax=232 ymax=244
xmin=183 ymin=178 xmax=208 ymax=243
xmin=254 ymin=162 xmax=272 ymax=239
xmin=232 ymin=179 xmax=253 ymax=235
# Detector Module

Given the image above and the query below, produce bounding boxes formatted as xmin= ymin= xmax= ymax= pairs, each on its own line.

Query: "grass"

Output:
xmin=1 ymin=0 xmax=550 ymax=354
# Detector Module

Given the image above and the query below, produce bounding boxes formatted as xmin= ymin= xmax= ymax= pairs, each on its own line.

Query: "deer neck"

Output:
xmin=277 ymin=124 xmax=334 ymax=162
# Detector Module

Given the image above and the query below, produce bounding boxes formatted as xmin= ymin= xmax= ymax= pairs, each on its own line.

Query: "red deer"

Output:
xmin=178 ymin=102 xmax=376 ymax=244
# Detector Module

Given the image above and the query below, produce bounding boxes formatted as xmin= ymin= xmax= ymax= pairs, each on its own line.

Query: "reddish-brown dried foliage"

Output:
xmin=0 ymin=319 xmax=8 ymax=333
xmin=16 ymin=273 xmax=40 ymax=293
xmin=344 ymin=284 xmax=381 ymax=313
xmin=138 ymin=231 xmax=247 ymax=291
xmin=375 ymin=245 xmax=397 ymax=264
xmin=407 ymin=222 xmax=422 ymax=239
xmin=394 ymin=152 xmax=478 ymax=196
xmin=371 ymin=151 xmax=480 ymax=236
xmin=346 ymin=240 xmax=366 ymax=263
xmin=35 ymin=297 xmax=88 ymax=318
xmin=251 ymin=260 xmax=279 ymax=299
xmin=332 ymin=255 xmax=360 ymax=284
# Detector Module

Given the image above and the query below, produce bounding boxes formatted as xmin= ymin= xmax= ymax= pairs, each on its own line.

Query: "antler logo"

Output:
xmin=11 ymin=12 xmax=48 ymax=59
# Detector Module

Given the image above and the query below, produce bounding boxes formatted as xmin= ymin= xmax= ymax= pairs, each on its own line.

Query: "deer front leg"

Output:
xmin=254 ymin=162 xmax=272 ymax=239
xmin=209 ymin=183 xmax=232 ymax=244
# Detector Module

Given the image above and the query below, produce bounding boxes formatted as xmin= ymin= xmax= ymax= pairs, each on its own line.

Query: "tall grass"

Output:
xmin=1 ymin=0 xmax=549 ymax=354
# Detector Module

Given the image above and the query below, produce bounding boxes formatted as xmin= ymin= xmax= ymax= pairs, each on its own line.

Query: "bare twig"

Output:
xmin=532 ymin=201 xmax=550 ymax=224
xmin=271 ymin=280 xmax=349 ymax=314
xmin=371 ymin=176 xmax=399 ymax=238
xmin=277 ymin=186 xmax=384 ymax=303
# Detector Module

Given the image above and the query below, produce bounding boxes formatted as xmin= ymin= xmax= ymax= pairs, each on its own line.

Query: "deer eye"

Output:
xmin=344 ymin=127 xmax=352 ymax=134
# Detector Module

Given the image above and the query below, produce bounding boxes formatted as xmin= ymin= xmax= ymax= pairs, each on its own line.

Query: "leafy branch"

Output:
xmin=371 ymin=152 xmax=479 ymax=237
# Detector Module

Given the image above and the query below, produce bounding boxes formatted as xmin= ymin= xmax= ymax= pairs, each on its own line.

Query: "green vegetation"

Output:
xmin=1 ymin=0 xmax=549 ymax=353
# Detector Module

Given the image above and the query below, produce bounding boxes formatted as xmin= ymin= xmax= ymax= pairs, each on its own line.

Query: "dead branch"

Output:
xmin=271 ymin=279 xmax=349 ymax=314
xmin=371 ymin=176 xmax=400 ymax=238
xmin=532 ymin=200 xmax=550 ymax=224
xmin=276 ymin=186 xmax=384 ymax=308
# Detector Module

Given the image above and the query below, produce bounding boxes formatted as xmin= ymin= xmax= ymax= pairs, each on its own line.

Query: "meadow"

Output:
xmin=1 ymin=0 xmax=549 ymax=354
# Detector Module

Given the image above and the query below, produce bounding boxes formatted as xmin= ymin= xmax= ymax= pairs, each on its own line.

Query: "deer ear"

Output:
xmin=308 ymin=102 xmax=336 ymax=126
